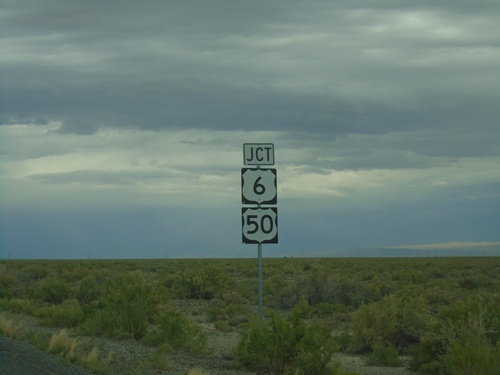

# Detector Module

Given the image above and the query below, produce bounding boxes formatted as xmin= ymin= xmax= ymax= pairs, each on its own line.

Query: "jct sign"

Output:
xmin=243 ymin=143 xmax=274 ymax=165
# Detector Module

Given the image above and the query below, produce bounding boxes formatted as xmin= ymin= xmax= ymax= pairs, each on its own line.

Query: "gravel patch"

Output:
xmin=336 ymin=353 xmax=417 ymax=375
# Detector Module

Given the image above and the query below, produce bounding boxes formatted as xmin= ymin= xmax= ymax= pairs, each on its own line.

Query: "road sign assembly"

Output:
xmin=241 ymin=143 xmax=278 ymax=324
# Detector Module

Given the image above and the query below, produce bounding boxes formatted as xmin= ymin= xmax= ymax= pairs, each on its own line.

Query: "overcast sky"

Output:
xmin=1 ymin=0 xmax=499 ymax=259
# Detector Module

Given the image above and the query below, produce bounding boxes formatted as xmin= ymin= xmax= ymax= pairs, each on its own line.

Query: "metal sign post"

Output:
xmin=241 ymin=143 xmax=278 ymax=325
xmin=258 ymin=241 xmax=263 ymax=325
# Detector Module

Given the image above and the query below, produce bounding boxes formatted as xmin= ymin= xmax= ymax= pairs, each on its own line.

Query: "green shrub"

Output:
xmin=441 ymin=315 xmax=500 ymax=375
xmin=410 ymin=295 xmax=500 ymax=374
xmin=458 ymin=275 xmax=493 ymax=289
xmin=81 ymin=271 xmax=167 ymax=339
xmin=292 ymin=320 xmax=341 ymax=374
xmin=206 ymin=294 xmax=246 ymax=326
xmin=214 ymin=320 xmax=232 ymax=332
xmin=235 ymin=303 xmax=338 ymax=374
xmin=76 ymin=275 xmax=100 ymax=306
xmin=277 ymin=285 xmax=302 ymax=309
xmin=5 ymin=299 xmax=36 ymax=315
xmin=37 ymin=277 xmax=71 ymax=304
xmin=206 ymin=299 xmax=225 ymax=322
xmin=351 ymin=293 xmax=429 ymax=353
xmin=438 ymin=295 xmax=500 ymax=342
xmin=21 ymin=264 xmax=49 ymax=282
xmin=37 ymin=299 xmax=84 ymax=327
xmin=172 ymin=266 xmax=230 ymax=300
xmin=0 ymin=268 xmax=15 ymax=298
xmin=302 ymin=267 xmax=334 ymax=306
xmin=80 ymin=307 xmax=120 ymax=337
xmin=409 ymin=332 xmax=444 ymax=373
xmin=302 ymin=268 xmax=369 ymax=308
xmin=149 ymin=345 xmax=171 ymax=371
xmin=314 ymin=302 xmax=348 ymax=316
xmin=366 ymin=344 xmax=402 ymax=367
xmin=144 ymin=307 xmax=207 ymax=354
xmin=329 ymin=275 xmax=365 ymax=308
xmin=333 ymin=331 xmax=352 ymax=352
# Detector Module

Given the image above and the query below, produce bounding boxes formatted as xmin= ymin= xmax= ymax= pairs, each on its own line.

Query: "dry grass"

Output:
xmin=48 ymin=328 xmax=79 ymax=361
xmin=186 ymin=368 xmax=208 ymax=375
xmin=0 ymin=314 xmax=24 ymax=338
xmin=85 ymin=346 xmax=100 ymax=363
xmin=35 ymin=328 xmax=112 ymax=373
xmin=83 ymin=346 xmax=113 ymax=374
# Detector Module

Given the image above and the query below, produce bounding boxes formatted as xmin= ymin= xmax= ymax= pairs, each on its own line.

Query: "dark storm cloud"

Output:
xmin=2 ymin=0 xmax=499 ymax=142
xmin=26 ymin=169 xmax=160 ymax=186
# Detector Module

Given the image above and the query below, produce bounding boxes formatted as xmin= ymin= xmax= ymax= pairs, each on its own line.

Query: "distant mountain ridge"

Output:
xmin=312 ymin=241 xmax=500 ymax=257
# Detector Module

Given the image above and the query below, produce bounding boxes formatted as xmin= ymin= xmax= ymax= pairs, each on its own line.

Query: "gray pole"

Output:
xmin=256 ymin=165 xmax=264 ymax=326
xmin=258 ymin=242 xmax=263 ymax=325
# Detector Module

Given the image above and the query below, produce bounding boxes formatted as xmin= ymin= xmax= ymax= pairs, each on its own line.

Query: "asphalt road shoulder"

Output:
xmin=0 ymin=335 xmax=94 ymax=375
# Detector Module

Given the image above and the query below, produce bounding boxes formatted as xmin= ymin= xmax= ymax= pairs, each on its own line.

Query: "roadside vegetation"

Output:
xmin=0 ymin=256 xmax=499 ymax=374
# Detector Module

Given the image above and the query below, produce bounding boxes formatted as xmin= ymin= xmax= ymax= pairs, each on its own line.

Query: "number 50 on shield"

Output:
xmin=242 ymin=207 xmax=278 ymax=244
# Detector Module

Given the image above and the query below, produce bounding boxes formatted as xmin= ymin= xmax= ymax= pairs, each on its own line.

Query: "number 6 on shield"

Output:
xmin=241 ymin=168 xmax=277 ymax=205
